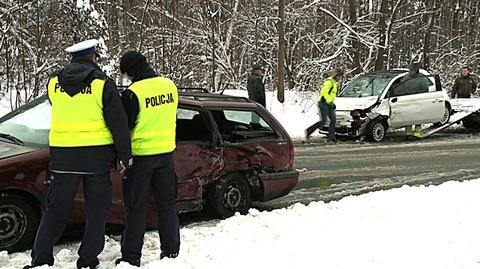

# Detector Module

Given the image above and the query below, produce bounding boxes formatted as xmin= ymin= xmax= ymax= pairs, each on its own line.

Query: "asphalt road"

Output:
xmin=259 ymin=126 xmax=480 ymax=209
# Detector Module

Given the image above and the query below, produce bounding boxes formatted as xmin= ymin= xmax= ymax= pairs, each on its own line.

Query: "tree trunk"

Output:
xmin=347 ymin=0 xmax=362 ymax=75
xmin=277 ymin=0 xmax=285 ymax=103
xmin=423 ymin=0 xmax=436 ymax=70
xmin=374 ymin=0 xmax=388 ymax=71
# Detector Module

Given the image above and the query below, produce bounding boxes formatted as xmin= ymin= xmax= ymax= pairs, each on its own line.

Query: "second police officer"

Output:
xmin=115 ymin=51 xmax=180 ymax=266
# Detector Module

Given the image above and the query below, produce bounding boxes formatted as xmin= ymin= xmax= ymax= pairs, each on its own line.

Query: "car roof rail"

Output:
xmin=178 ymin=87 xmax=209 ymax=93
xmin=117 ymin=85 xmax=250 ymax=103
xmin=117 ymin=86 xmax=209 ymax=93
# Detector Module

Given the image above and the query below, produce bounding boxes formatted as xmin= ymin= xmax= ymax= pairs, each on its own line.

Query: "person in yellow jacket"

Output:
xmin=115 ymin=51 xmax=180 ymax=267
xmin=305 ymin=68 xmax=343 ymax=142
xmin=24 ymin=40 xmax=131 ymax=269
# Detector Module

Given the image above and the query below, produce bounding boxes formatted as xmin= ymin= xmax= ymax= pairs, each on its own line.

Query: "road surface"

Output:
xmin=259 ymin=127 xmax=480 ymax=209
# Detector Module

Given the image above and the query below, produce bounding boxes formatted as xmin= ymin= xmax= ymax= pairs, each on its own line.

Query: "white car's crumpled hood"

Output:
xmin=335 ymin=96 xmax=379 ymax=111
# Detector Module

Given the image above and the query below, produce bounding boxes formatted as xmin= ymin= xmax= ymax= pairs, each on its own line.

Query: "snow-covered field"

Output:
xmin=3 ymin=180 xmax=480 ymax=269
xmin=3 ymin=90 xmax=480 ymax=268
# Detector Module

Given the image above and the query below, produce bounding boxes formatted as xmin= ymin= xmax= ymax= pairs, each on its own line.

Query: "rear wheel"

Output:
xmin=434 ymin=103 xmax=451 ymax=126
xmin=365 ymin=119 xmax=387 ymax=142
xmin=206 ymin=173 xmax=252 ymax=218
xmin=0 ymin=194 xmax=40 ymax=253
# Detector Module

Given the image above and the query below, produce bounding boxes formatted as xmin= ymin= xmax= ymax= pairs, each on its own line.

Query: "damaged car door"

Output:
xmin=173 ymin=107 xmax=224 ymax=211
xmin=388 ymin=75 xmax=444 ymax=128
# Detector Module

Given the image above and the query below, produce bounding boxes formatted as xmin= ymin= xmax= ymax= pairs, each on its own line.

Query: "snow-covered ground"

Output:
xmin=3 ymin=90 xmax=480 ymax=268
xmin=4 ymin=179 xmax=480 ymax=269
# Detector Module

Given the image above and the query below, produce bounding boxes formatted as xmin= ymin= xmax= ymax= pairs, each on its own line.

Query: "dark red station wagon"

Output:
xmin=0 ymin=91 xmax=298 ymax=252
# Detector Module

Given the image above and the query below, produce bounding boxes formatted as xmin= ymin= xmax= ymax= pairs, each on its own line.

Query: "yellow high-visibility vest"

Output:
xmin=129 ymin=77 xmax=178 ymax=156
xmin=319 ymin=76 xmax=338 ymax=105
xmin=48 ymin=76 xmax=113 ymax=147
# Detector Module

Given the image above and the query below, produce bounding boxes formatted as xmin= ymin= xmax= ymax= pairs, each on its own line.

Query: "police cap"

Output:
xmin=65 ymin=39 xmax=98 ymax=58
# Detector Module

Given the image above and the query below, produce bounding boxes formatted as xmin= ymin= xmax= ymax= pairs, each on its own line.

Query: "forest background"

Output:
xmin=1 ymin=0 xmax=479 ymax=108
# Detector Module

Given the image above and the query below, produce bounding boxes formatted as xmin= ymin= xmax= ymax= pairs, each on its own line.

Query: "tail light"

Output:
xmin=287 ymin=140 xmax=294 ymax=168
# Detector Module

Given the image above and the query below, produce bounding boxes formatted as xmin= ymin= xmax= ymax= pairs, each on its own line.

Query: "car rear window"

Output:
xmin=176 ymin=108 xmax=211 ymax=142
xmin=211 ymin=109 xmax=278 ymax=143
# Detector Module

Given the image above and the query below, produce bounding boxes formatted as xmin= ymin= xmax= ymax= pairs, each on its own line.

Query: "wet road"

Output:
xmin=259 ymin=127 xmax=480 ymax=209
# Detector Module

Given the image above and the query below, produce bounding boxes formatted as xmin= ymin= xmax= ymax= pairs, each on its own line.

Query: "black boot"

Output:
xmin=160 ymin=252 xmax=178 ymax=259
xmin=115 ymin=257 xmax=140 ymax=267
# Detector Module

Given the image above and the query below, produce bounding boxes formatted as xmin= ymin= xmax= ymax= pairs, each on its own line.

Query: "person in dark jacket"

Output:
xmin=24 ymin=40 xmax=132 ymax=269
xmin=115 ymin=51 xmax=180 ymax=267
xmin=451 ymin=66 xmax=477 ymax=98
xmin=402 ymin=64 xmax=424 ymax=138
xmin=247 ymin=64 xmax=266 ymax=107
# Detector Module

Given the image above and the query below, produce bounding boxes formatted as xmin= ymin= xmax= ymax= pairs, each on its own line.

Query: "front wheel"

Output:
xmin=365 ymin=119 xmax=387 ymax=142
xmin=206 ymin=173 xmax=252 ymax=219
xmin=0 ymin=194 xmax=40 ymax=253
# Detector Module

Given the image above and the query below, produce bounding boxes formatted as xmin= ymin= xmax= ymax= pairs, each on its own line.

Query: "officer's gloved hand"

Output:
xmin=117 ymin=157 xmax=133 ymax=174
xmin=331 ymin=103 xmax=336 ymax=110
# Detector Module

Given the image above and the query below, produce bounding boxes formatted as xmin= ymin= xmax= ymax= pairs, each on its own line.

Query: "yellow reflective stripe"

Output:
xmin=132 ymin=140 xmax=175 ymax=149
xmin=50 ymin=131 xmax=113 ymax=140
xmin=52 ymin=121 xmax=108 ymax=130
xmin=131 ymin=129 xmax=175 ymax=139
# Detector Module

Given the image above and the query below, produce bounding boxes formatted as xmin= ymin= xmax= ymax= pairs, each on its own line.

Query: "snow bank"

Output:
xmin=6 ymin=179 xmax=480 ymax=269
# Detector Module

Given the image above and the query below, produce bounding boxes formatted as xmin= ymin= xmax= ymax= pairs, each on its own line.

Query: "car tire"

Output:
xmin=463 ymin=117 xmax=480 ymax=129
xmin=0 ymin=194 xmax=40 ymax=253
xmin=206 ymin=173 xmax=252 ymax=219
xmin=366 ymin=119 xmax=386 ymax=142
xmin=434 ymin=103 xmax=451 ymax=126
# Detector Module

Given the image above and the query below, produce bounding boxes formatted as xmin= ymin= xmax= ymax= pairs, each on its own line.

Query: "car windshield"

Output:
xmin=340 ymin=74 xmax=398 ymax=97
xmin=0 ymin=97 xmax=50 ymax=146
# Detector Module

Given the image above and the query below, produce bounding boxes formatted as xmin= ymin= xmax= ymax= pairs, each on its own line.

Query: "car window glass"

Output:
xmin=391 ymin=76 xmax=433 ymax=97
xmin=212 ymin=109 xmax=278 ymax=143
xmin=0 ymin=99 xmax=50 ymax=146
xmin=176 ymin=108 xmax=211 ymax=142
xmin=340 ymin=74 xmax=396 ymax=97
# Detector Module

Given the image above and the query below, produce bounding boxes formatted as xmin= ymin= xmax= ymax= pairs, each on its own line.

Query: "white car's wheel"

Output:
xmin=435 ymin=104 xmax=451 ymax=126
xmin=366 ymin=119 xmax=386 ymax=142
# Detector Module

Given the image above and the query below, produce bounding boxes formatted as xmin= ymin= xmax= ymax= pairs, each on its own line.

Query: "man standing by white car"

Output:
xmin=451 ymin=66 xmax=477 ymax=99
xmin=402 ymin=64 xmax=428 ymax=139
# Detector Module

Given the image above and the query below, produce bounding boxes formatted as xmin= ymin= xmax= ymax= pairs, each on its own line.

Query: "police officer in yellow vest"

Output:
xmin=305 ymin=68 xmax=343 ymax=142
xmin=115 ymin=51 xmax=180 ymax=267
xmin=24 ymin=40 xmax=132 ymax=269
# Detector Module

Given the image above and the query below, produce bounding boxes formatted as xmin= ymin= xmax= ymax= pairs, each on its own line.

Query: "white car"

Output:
xmin=332 ymin=69 xmax=451 ymax=142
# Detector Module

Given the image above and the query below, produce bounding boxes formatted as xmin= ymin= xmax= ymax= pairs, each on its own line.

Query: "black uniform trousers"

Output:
xmin=31 ymin=172 xmax=112 ymax=269
xmin=120 ymin=152 xmax=180 ymax=261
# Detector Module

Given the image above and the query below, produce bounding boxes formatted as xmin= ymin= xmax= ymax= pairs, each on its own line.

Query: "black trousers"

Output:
xmin=31 ymin=172 xmax=112 ymax=269
xmin=120 ymin=152 xmax=180 ymax=261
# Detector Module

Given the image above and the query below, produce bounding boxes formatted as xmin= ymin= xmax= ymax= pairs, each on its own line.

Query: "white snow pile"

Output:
xmin=4 ymin=179 xmax=480 ymax=268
